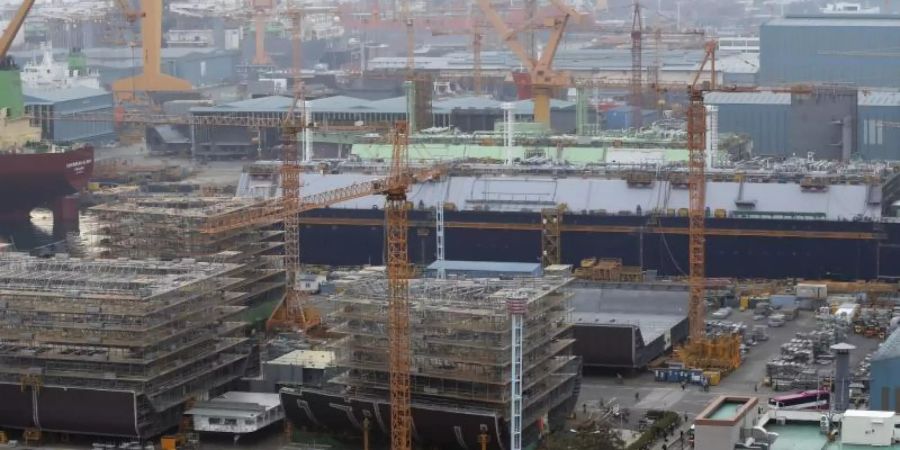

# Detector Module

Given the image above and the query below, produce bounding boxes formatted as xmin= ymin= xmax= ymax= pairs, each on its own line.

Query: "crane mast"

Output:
xmin=386 ymin=122 xmax=412 ymax=450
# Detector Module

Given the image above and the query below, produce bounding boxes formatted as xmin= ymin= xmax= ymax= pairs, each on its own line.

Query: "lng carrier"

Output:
xmin=237 ymin=155 xmax=900 ymax=281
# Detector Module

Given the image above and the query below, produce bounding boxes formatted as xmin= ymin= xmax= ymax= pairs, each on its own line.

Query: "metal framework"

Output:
xmin=686 ymin=90 xmax=707 ymax=342
xmin=386 ymin=122 xmax=412 ymax=450
xmin=435 ymin=200 xmax=446 ymax=279
xmin=267 ymin=80 xmax=320 ymax=332
xmin=507 ymin=295 xmax=527 ymax=450
xmin=630 ymin=1 xmax=643 ymax=129
xmin=686 ymin=40 xmax=717 ymax=342
xmin=541 ymin=207 xmax=562 ymax=267
xmin=329 ymin=275 xmax=578 ymax=443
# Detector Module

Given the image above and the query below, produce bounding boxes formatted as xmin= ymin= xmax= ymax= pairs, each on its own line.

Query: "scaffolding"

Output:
xmin=89 ymin=196 xmax=285 ymax=307
xmin=329 ymin=275 xmax=580 ymax=432
xmin=0 ymin=254 xmax=253 ymax=438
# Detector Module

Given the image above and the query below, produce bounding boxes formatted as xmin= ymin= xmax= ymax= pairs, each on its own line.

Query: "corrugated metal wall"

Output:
xmin=759 ymin=16 xmax=900 ymax=88
xmin=709 ymin=90 xmax=900 ymax=160
xmin=858 ymin=93 xmax=900 ymax=160
xmin=170 ymin=51 xmax=240 ymax=87
xmin=707 ymin=96 xmax=791 ymax=156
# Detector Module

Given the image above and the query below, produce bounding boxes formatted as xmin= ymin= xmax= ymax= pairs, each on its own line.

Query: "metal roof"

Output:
xmin=873 ymin=328 xmax=900 ymax=362
xmin=23 ymin=86 xmax=109 ymax=103
xmin=706 ymin=90 xmax=900 ymax=107
xmin=268 ymin=350 xmax=336 ymax=369
xmin=859 ymin=91 xmax=900 ymax=107
xmin=569 ymin=285 xmax=688 ymax=344
xmin=426 ymin=260 xmax=542 ymax=274
xmin=766 ymin=14 xmax=900 ymax=28
xmin=705 ymin=91 xmax=791 ymax=105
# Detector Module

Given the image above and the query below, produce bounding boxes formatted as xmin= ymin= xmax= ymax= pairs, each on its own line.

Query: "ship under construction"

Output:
xmin=0 ymin=254 xmax=252 ymax=438
xmin=281 ymin=272 xmax=580 ymax=449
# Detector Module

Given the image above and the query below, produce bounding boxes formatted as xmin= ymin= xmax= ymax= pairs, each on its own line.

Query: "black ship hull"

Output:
xmin=0 ymin=383 xmax=139 ymax=437
xmin=297 ymin=209 xmax=900 ymax=280
xmin=280 ymin=386 xmax=579 ymax=450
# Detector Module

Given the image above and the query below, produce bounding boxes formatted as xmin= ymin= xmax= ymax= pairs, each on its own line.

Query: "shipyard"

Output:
xmin=1 ymin=0 xmax=900 ymax=449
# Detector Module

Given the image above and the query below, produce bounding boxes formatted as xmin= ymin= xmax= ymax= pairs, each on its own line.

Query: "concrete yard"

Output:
xmin=576 ymin=307 xmax=883 ymax=430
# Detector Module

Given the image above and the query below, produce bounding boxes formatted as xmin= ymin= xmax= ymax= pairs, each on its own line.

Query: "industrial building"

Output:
xmin=23 ymin=86 xmax=114 ymax=144
xmin=692 ymin=396 xmax=762 ymax=450
xmin=281 ymin=275 xmax=581 ymax=449
xmin=9 ymin=46 xmax=241 ymax=89
xmin=707 ymin=88 xmax=900 ymax=160
xmin=759 ymin=14 xmax=900 ymax=88
xmin=164 ymin=94 xmax=582 ymax=158
xmin=0 ymin=253 xmax=252 ymax=438
xmin=869 ymin=328 xmax=900 ymax=413
xmin=89 ymin=196 xmax=285 ymax=311
xmin=569 ymin=282 xmax=689 ymax=369
xmin=186 ymin=392 xmax=284 ymax=434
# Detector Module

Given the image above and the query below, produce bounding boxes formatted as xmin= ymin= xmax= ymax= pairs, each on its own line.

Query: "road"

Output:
xmin=574 ymin=307 xmax=883 ymax=447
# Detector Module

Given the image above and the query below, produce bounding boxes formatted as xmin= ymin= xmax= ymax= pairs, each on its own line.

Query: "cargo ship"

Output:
xmin=0 ymin=145 xmax=94 ymax=221
xmin=238 ymin=160 xmax=900 ymax=281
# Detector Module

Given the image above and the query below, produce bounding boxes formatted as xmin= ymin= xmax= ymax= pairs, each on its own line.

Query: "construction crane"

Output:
xmin=474 ymin=0 xmax=584 ymax=127
xmin=110 ymin=0 xmax=192 ymax=102
xmin=402 ymin=0 xmax=413 ymax=75
xmin=251 ymin=0 xmax=275 ymax=66
xmin=429 ymin=19 xmax=484 ymax=95
xmin=630 ymin=0 xmax=643 ymax=129
xmin=385 ymin=121 xmax=412 ymax=450
xmin=686 ymin=40 xmax=716 ymax=343
xmin=0 ymin=0 xmax=36 ymax=60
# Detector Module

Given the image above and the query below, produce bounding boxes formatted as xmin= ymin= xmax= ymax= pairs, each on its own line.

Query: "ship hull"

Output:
xmin=0 ymin=146 xmax=94 ymax=221
xmin=0 ymin=382 xmax=138 ymax=437
xmin=281 ymin=386 xmax=578 ymax=450
xmin=297 ymin=209 xmax=900 ymax=280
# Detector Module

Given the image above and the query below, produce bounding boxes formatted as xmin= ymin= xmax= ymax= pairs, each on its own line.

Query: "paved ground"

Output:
xmin=574 ymin=307 xmax=883 ymax=448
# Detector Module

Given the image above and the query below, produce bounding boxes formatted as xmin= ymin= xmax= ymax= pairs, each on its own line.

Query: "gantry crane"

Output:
xmin=474 ymin=0 xmax=584 ymax=127
xmin=110 ymin=0 xmax=192 ymax=102
xmin=251 ymin=0 xmax=275 ymax=66
xmin=686 ymin=40 xmax=716 ymax=343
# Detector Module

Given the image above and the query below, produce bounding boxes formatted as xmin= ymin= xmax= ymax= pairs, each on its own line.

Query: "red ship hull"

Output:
xmin=0 ymin=146 xmax=94 ymax=221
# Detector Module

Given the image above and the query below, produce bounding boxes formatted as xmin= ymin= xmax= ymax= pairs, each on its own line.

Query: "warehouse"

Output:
xmin=83 ymin=47 xmax=240 ymax=88
xmin=24 ymin=86 xmax=114 ymax=144
xmin=759 ymin=14 xmax=900 ymax=88
xmin=869 ymin=328 xmax=900 ymax=413
xmin=569 ymin=282 xmax=689 ymax=369
xmin=183 ymin=94 xmax=580 ymax=159
xmin=707 ymin=88 xmax=900 ymax=160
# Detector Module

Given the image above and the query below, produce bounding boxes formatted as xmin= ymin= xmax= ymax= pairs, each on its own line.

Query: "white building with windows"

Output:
xmin=186 ymin=392 xmax=284 ymax=434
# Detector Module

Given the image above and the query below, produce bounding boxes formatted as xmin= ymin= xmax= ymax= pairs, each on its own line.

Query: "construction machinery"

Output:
xmin=630 ymin=1 xmax=643 ymax=129
xmin=676 ymin=39 xmax=742 ymax=373
xmin=110 ymin=0 xmax=192 ymax=102
xmin=385 ymin=122 xmax=412 ymax=450
xmin=474 ymin=0 xmax=584 ymax=127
